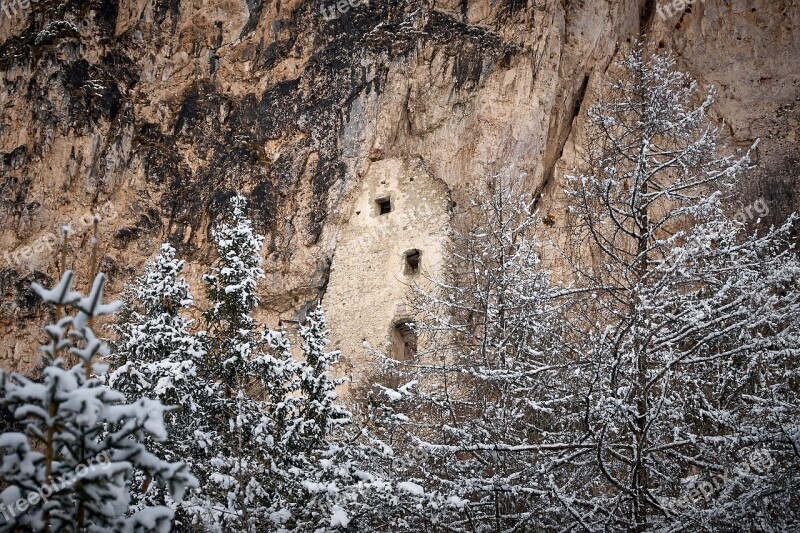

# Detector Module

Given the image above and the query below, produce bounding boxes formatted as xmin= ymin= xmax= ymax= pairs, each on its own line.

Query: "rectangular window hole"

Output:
xmin=392 ymin=321 xmax=417 ymax=361
xmin=376 ymin=197 xmax=392 ymax=215
xmin=404 ymin=249 xmax=421 ymax=275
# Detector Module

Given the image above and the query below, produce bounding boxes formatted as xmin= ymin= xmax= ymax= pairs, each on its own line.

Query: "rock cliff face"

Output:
xmin=0 ymin=0 xmax=798 ymax=374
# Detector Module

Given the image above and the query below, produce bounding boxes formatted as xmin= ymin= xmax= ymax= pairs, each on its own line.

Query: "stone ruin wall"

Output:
xmin=322 ymin=157 xmax=450 ymax=389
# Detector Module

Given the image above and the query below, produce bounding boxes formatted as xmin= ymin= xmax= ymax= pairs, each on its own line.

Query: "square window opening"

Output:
xmin=376 ymin=197 xmax=392 ymax=215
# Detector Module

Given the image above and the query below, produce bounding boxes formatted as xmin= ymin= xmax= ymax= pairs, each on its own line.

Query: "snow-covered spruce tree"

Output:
xmin=296 ymin=306 xmax=351 ymax=455
xmin=368 ymin=173 xmax=572 ymax=530
xmin=0 ymin=271 xmax=197 ymax=532
xmin=280 ymin=306 xmax=364 ymax=531
xmin=189 ymin=193 xmax=280 ymax=530
xmin=255 ymin=308 xmax=398 ymax=532
xmin=106 ymin=243 xmax=214 ymax=523
xmin=197 ymin=195 xmax=387 ymax=531
xmin=554 ymin=45 xmax=800 ymax=530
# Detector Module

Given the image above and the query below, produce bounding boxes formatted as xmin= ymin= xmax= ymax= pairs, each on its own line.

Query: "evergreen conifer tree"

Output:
xmin=0 ymin=271 xmax=197 ymax=532
xmin=107 ymin=243 xmax=214 ymax=523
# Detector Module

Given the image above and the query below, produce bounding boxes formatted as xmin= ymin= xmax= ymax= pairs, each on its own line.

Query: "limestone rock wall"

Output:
xmin=0 ymin=0 xmax=797 ymax=375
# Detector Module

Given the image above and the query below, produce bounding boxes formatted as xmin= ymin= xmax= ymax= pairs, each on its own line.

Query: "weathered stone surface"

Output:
xmin=322 ymin=157 xmax=451 ymax=388
xmin=0 ymin=0 xmax=797 ymax=375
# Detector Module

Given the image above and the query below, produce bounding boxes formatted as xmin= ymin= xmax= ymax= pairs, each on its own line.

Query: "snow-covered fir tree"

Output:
xmin=280 ymin=306 xmax=364 ymax=531
xmin=0 ymin=271 xmax=197 ymax=532
xmin=202 ymin=194 xmax=265 ymax=386
xmin=192 ymin=194 xmax=385 ymax=531
xmin=106 ymin=243 xmax=214 ymax=524
xmin=108 ymin=243 xmax=207 ymax=408
xmin=551 ymin=45 xmax=800 ymax=530
xmin=295 ymin=307 xmax=351 ymax=454
xmin=190 ymin=194 xmax=278 ymax=530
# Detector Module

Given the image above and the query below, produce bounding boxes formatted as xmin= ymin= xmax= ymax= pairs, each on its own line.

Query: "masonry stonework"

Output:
xmin=322 ymin=158 xmax=451 ymax=389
